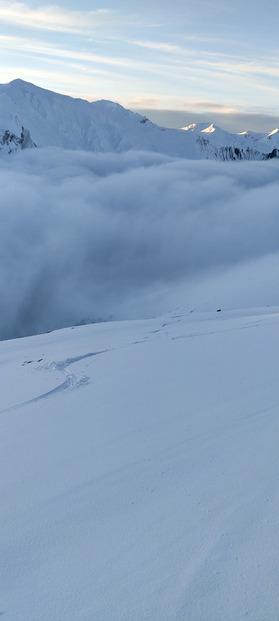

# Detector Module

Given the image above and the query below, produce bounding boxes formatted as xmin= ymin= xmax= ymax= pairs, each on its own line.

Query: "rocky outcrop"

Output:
xmin=0 ymin=127 xmax=36 ymax=153
xmin=197 ymin=137 xmax=279 ymax=161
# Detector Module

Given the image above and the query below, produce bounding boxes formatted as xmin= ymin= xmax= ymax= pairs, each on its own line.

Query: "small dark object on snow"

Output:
xmin=217 ymin=309 xmax=222 ymax=312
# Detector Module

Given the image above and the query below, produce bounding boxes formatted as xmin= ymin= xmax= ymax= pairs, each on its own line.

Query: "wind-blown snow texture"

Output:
xmin=1 ymin=79 xmax=279 ymax=159
xmin=0 ymin=147 xmax=279 ymax=340
xmin=1 ymin=308 xmax=279 ymax=620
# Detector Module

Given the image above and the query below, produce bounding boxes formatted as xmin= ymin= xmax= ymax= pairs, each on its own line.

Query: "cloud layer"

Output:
xmin=1 ymin=148 xmax=279 ymax=339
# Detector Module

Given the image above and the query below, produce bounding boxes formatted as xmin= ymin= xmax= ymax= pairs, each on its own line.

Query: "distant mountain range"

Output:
xmin=1 ymin=79 xmax=279 ymax=160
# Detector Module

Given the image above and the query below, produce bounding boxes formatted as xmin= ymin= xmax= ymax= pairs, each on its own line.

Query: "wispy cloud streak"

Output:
xmin=0 ymin=1 xmax=141 ymax=34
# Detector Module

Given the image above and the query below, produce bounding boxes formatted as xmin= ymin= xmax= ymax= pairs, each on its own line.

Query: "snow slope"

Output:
xmin=1 ymin=79 xmax=279 ymax=159
xmin=0 ymin=79 xmax=198 ymax=157
xmin=1 ymin=305 xmax=279 ymax=620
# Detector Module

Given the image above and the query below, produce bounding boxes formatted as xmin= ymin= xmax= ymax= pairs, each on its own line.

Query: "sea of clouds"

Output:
xmin=1 ymin=147 xmax=279 ymax=339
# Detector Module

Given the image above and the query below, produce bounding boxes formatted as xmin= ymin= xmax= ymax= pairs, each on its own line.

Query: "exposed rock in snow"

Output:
xmin=0 ymin=126 xmax=36 ymax=153
xmin=182 ymin=121 xmax=279 ymax=160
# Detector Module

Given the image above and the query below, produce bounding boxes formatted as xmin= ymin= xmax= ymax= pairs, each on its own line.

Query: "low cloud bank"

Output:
xmin=1 ymin=148 xmax=279 ymax=339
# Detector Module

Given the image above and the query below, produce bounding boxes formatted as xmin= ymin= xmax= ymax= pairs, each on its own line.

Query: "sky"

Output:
xmin=0 ymin=0 xmax=279 ymax=131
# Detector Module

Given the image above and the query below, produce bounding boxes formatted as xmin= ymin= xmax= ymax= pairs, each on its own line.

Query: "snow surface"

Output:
xmin=1 ymin=306 xmax=279 ymax=620
xmin=1 ymin=81 xmax=279 ymax=618
xmin=1 ymin=79 xmax=279 ymax=159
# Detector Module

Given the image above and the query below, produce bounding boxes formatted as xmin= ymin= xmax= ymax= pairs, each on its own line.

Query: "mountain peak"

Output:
xmin=6 ymin=78 xmax=38 ymax=90
xmin=201 ymin=123 xmax=217 ymax=133
xmin=180 ymin=122 xmax=212 ymax=132
xmin=9 ymin=78 xmax=27 ymax=85
xmin=0 ymin=79 xmax=279 ymax=160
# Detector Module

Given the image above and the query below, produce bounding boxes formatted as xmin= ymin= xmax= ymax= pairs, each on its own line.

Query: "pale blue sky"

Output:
xmin=0 ymin=0 xmax=278 ymax=130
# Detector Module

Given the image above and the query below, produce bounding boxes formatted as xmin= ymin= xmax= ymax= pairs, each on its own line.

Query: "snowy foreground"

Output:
xmin=1 ymin=306 xmax=279 ymax=620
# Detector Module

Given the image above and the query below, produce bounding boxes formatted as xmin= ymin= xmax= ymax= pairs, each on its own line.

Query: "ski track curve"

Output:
xmin=0 ymin=350 xmax=108 ymax=415
xmin=1 ymin=311 xmax=278 ymax=417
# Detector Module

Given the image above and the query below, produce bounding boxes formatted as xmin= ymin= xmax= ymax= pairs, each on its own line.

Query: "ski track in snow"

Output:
xmin=0 ymin=350 xmax=108 ymax=415
xmin=1 ymin=308 xmax=279 ymax=620
xmin=1 ymin=309 xmax=278 ymax=417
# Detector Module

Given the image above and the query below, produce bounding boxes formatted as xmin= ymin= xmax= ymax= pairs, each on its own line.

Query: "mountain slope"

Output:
xmin=1 ymin=306 xmax=279 ymax=620
xmin=0 ymin=79 xmax=198 ymax=157
xmin=182 ymin=122 xmax=279 ymax=160
xmin=1 ymin=79 xmax=279 ymax=159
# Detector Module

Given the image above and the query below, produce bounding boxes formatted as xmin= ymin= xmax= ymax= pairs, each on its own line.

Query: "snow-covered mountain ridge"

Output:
xmin=184 ymin=122 xmax=279 ymax=161
xmin=1 ymin=79 xmax=279 ymax=160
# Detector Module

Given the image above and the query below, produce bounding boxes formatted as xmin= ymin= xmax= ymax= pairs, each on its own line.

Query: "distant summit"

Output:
xmin=1 ymin=79 xmax=279 ymax=160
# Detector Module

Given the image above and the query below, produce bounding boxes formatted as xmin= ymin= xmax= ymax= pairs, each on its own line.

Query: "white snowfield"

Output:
xmin=0 ymin=79 xmax=279 ymax=160
xmin=1 ymin=306 xmax=279 ymax=620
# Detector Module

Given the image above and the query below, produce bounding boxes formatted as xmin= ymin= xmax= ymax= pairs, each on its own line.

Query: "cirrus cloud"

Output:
xmin=0 ymin=1 xmax=139 ymax=34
